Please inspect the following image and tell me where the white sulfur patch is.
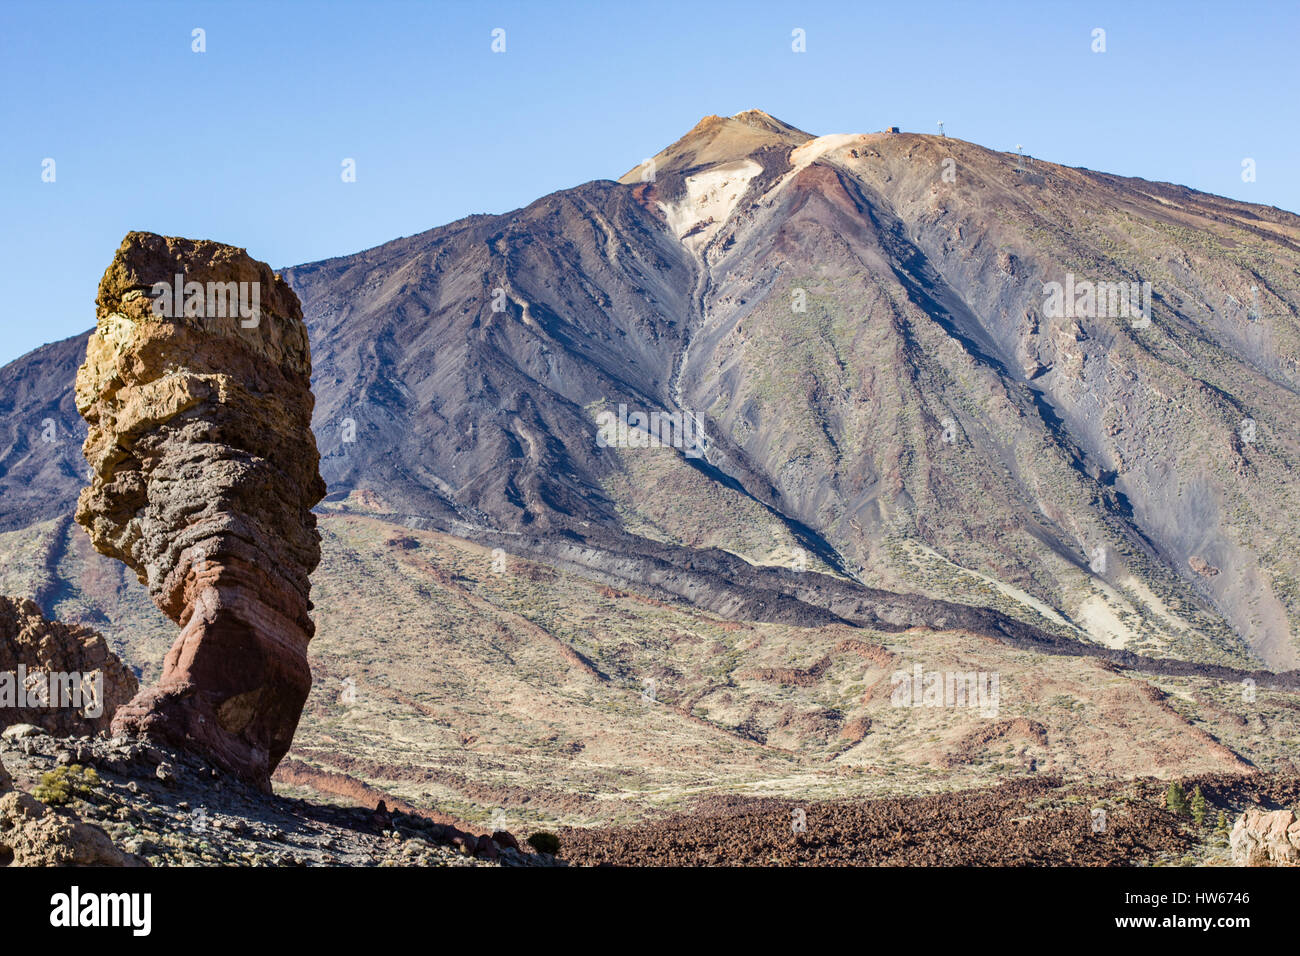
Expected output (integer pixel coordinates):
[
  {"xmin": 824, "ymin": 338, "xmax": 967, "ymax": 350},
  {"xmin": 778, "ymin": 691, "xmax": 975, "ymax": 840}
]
[
  {"xmin": 788, "ymin": 133, "xmax": 867, "ymax": 171},
  {"xmin": 659, "ymin": 159, "xmax": 762, "ymax": 252}
]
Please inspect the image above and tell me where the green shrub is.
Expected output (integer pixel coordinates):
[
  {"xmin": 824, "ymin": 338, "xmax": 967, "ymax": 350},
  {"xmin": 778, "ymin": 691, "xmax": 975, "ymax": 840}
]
[
  {"xmin": 34, "ymin": 764, "xmax": 101, "ymax": 806},
  {"xmin": 1165, "ymin": 781, "xmax": 1188, "ymax": 817},
  {"xmin": 527, "ymin": 831, "xmax": 560, "ymax": 855},
  {"xmin": 1190, "ymin": 786, "xmax": 1207, "ymax": 825}
]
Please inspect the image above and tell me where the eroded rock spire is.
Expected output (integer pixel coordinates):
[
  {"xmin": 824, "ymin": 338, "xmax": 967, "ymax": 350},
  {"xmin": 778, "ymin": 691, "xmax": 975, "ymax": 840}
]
[{"xmin": 75, "ymin": 232, "xmax": 326, "ymax": 789}]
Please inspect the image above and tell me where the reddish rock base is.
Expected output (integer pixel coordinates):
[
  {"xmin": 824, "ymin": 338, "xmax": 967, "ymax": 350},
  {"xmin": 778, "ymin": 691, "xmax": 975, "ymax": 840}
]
[{"xmin": 110, "ymin": 571, "xmax": 313, "ymax": 789}]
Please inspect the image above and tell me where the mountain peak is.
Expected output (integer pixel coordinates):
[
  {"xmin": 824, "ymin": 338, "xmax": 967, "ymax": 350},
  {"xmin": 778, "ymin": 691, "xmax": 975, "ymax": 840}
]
[
  {"xmin": 729, "ymin": 108, "xmax": 806, "ymax": 135},
  {"xmin": 619, "ymin": 109, "xmax": 813, "ymax": 184}
]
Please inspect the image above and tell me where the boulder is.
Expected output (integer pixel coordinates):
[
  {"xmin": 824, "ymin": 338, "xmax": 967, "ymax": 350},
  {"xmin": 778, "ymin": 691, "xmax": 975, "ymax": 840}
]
[
  {"xmin": 74, "ymin": 232, "xmax": 326, "ymax": 790},
  {"xmin": 450, "ymin": 831, "xmax": 476, "ymax": 856},
  {"xmin": 1, "ymin": 724, "xmax": 45, "ymax": 741},
  {"xmin": 1229, "ymin": 808, "xmax": 1300, "ymax": 866},
  {"xmin": 0, "ymin": 596, "xmax": 138, "ymax": 736}
]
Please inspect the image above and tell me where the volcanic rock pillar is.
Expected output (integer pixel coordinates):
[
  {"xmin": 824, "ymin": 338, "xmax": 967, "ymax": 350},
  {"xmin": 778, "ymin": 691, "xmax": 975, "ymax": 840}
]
[{"xmin": 75, "ymin": 232, "xmax": 326, "ymax": 790}]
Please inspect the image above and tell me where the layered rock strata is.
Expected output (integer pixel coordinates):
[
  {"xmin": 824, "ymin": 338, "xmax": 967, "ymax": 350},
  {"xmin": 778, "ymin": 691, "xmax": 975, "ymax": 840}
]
[{"xmin": 74, "ymin": 232, "xmax": 325, "ymax": 789}]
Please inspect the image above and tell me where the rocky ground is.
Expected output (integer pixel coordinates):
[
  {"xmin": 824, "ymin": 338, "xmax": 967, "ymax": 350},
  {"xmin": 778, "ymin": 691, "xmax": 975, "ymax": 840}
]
[
  {"xmin": 0, "ymin": 724, "xmax": 556, "ymax": 867},
  {"xmin": 5, "ymin": 720, "xmax": 1295, "ymax": 867},
  {"xmin": 559, "ymin": 772, "xmax": 1300, "ymax": 867},
  {"xmin": 8, "ymin": 517, "xmax": 1298, "ymax": 837}
]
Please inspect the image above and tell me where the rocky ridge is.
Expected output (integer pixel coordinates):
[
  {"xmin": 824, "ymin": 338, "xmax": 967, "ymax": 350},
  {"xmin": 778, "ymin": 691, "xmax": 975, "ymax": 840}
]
[{"xmin": 0, "ymin": 595, "xmax": 137, "ymax": 736}]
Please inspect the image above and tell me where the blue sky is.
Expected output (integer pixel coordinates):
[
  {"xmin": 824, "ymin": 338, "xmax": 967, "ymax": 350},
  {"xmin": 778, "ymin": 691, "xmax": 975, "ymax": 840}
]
[{"xmin": 2, "ymin": 0, "xmax": 1296, "ymax": 366}]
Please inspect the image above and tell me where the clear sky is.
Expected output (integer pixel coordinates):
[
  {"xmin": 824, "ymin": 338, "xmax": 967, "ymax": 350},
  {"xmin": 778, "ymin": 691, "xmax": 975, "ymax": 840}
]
[{"xmin": 2, "ymin": 0, "xmax": 1296, "ymax": 366}]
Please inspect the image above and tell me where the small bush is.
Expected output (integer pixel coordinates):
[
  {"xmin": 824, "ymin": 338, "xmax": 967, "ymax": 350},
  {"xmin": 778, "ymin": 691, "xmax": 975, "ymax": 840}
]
[
  {"xmin": 34, "ymin": 764, "xmax": 101, "ymax": 806},
  {"xmin": 527, "ymin": 832, "xmax": 560, "ymax": 855}
]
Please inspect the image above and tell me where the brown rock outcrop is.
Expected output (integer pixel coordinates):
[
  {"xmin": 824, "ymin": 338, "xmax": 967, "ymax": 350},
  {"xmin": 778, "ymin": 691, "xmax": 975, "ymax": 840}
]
[
  {"xmin": 1230, "ymin": 807, "xmax": 1300, "ymax": 866},
  {"xmin": 0, "ymin": 596, "xmax": 138, "ymax": 735},
  {"xmin": 74, "ymin": 232, "xmax": 326, "ymax": 790},
  {"xmin": 0, "ymin": 791, "xmax": 146, "ymax": 867}
]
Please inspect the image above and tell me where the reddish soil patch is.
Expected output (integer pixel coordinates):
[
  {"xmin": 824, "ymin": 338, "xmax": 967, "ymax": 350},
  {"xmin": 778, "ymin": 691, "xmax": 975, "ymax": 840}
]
[
  {"xmin": 941, "ymin": 718, "xmax": 1049, "ymax": 768},
  {"xmin": 742, "ymin": 656, "xmax": 831, "ymax": 686},
  {"xmin": 274, "ymin": 758, "xmax": 467, "ymax": 829}
]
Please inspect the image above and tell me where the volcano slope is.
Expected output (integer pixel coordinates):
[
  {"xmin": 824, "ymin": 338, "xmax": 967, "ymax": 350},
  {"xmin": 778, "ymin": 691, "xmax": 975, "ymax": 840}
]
[
  {"xmin": 1, "ymin": 111, "xmax": 1299, "ymax": 843},
  {"xmin": 284, "ymin": 109, "xmax": 1300, "ymax": 672}
]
